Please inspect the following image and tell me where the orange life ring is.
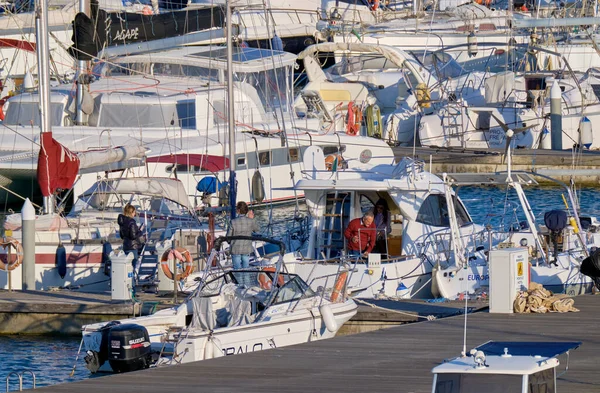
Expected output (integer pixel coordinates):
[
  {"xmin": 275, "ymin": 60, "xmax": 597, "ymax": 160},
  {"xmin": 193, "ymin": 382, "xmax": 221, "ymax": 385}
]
[
  {"xmin": 161, "ymin": 247, "xmax": 193, "ymax": 280},
  {"xmin": 346, "ymin": 101, "xmax": 362, "ymax": 136},
  {"xmin": 0, "ymin": 238, "xmax": 23, "ymax": 271},
  {"xmin": 369, "ymin": 0, "xmax": 379, "ymax": 10},
  {"xmin": 330, "ymin": 271, "xmax": 348, "ymax": 302},
  {"xmin": 257, "ymin": 267, "xmax": 285, "ymax": 290}
]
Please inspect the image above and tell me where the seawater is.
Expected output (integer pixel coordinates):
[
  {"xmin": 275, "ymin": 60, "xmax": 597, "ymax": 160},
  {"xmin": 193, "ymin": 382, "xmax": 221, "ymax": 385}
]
[{"xmin": 2, "ymin": 185, "xmax": 600, "ymax": 387}]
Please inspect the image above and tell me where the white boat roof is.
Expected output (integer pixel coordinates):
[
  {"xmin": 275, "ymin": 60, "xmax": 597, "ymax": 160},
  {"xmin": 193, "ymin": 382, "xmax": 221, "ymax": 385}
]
[
  {"xmin": 433, "ymin": 353, "xmax": 559, "ymax": 375},
  {"xmin": 433, "ymin": 341, "xmax": 580, "ymax": 376},
  {"xmin": 118, "ymin": 46, "xmax": 297, "ymax": 72}
]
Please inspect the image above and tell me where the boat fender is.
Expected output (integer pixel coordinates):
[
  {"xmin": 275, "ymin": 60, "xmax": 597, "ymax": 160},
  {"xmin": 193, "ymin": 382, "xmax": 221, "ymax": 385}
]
[
  {"xmin": 56, "ymin": 244, "xmax": 67, "ymax": 279},
  {"xmin": 369, "ymin": 0, "xmax": 379, "ymax": 11},
  {"xmin": 330, "ymin": 271, "xmax": 348, "ymax": 302},
  {"xmin": 319, "ymin": 304, "xmax": 338, "ymax": 333},
  {"xmin": 102, "ymin": 241, "xmax": 113, "ymax": 276},
  {"xmin": 204, "ymin": 337, "xmax": 214, "ymax": 360},
  {"xmin": 580, "ymin": 117, "xmax": 593, "ymax": 149},
  {"xmin": 252, "ymin": 170, "xmax": 265, "ymax": 203}
]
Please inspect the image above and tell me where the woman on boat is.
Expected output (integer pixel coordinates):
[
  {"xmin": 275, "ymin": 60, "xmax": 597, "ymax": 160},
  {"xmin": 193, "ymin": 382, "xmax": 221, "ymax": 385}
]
[
  {"xmin": 373, "ymin": 199, "xmax": 391, "ymax": 254},
  {"xmin": 118, "ymin": 204, "xmax": 146, "ymax": 267},
  {"xmin": 227, "ymin": 201, "xmax": 259, "ymax": 269}
]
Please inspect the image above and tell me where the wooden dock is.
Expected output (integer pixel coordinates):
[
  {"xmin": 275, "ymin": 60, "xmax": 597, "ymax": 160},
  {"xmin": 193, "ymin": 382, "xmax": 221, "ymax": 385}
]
[
  {"xmin": 0, "ymin": 289, "xmax": 487, "ymax": 335},
  {"xmin": 29, "ymin": 294, "xmax": 600, "ymax": 393},
  {"xmin": 393, "ymin": 146, "xmax": 600, "ymax": 186}
]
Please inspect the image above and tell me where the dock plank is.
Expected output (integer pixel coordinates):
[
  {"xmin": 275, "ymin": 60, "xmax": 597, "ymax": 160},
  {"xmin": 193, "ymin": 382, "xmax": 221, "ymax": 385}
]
[{"xmin": 31, "ymin": 294, "xmax": 600, "ymax": 393}]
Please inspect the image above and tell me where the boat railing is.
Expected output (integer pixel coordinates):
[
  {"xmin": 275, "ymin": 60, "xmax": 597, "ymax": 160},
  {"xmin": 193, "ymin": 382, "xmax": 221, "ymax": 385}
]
[{"xmin": 416, "ymin": 224, "xmax": 489, "ymax": 266}]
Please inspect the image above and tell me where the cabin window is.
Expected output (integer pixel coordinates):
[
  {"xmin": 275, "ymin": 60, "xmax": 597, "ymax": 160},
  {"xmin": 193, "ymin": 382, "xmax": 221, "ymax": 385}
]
[
  {"xmin": 166, "ymin": 164, "xmax": 201, "ymax": 173},
  {"xmin": 434, "ymin": 373, "xmax": 522, "ymax": 392},
  {"xmin": 99, "ymin": 103, "xmax": 179, "ymax": 128},
  {"xmin": 258, "ymin": 151, "xmax": 271, "ymax": 166},
  {"xmin": 288, "ymin": 148, "xmax": 299, "ymax": 162},
  {"xmin": 237, "ymin": 157, "xmax": 246, "ymax": 168},
  {"xmin": 323, "ymin": 145, "xmax": 346, "ymax": 155},
  {"xmin": 417, "ymin": 194, "xmax": 472, "ymax": 227},
  {"xmin": 4, "ymin": 102, "xmax": 64, "ymax": 126},
  {"xmin": 360, "ymin": 195, "xmax": 375, "ymax": 213},
  {"xmin": 176, "ymin": 101, "xmax": 196, "ymax": 128},
  {"xmin": 528, "ymin": 369, "xmax": 555, "ymax": 393},
  {"xmin": 213, "ymin": 100, "xmax": 227, "ymax": 125}
]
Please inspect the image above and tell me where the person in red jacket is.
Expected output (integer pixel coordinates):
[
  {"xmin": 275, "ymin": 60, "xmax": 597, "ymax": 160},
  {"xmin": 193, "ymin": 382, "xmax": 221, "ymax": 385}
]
[{"xmin": 344, "ymin": 210, "xmax": 376, "ymax": 257}]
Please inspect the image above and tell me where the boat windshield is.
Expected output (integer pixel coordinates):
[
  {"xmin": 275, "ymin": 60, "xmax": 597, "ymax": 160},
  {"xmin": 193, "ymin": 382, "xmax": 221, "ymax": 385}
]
[
  {"xmin": 3, "ymin": 102, "xmax": 65, "ymax": 126},
  {"xmin": 416, "ymin": 194, "xmax": 472, "ymax": 228},
  {"xmin": 417, "ymin": 51, "xmax": 468, "ymax": 80},
  {"xmin": 198, "ymin": 270, "xmax": 315, "ymax": 302}
]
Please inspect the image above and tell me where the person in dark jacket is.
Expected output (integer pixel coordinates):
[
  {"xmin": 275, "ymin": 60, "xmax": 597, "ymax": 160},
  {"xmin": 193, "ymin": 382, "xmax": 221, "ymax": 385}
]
[{"xmin": 118, "ymin": 204, "xmax": 145, "ymax": 267}]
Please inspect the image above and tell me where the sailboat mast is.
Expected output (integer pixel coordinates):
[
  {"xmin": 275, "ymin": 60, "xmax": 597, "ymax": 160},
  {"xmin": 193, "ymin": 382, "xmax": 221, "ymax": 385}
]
[
  {"xmin": 35, "ymin": 0, "xmax": 53, "ymax": 214},
  {"xmin": 75, "ymin": 0, "xmax": 91, "ymax": 125},
  {"xmin": 226, "ymin": 1, "xmax": 237, "ymax": 218}
]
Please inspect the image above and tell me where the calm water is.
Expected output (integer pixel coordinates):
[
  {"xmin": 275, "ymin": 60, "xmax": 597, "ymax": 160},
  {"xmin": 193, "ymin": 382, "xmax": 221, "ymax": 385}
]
[{"xmin": 2, "ymin": 185, "xmax": 600, "ymax": 387}]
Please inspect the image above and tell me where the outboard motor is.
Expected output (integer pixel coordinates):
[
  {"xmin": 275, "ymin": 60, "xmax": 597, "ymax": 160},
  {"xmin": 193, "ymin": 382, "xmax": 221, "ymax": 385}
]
[
  {"xmin": 581, "ymin": 249, "xmax": 600, "ymax": 291},
  {"xmin": 107, "ymin": 324, "xmax": 152, "ymax": 373},
  {"xmin": 84, "ymin": 320, "xmax": 121, "ymax": 373},
  {"xmin": 544, "ymin": 210, "xmax": 568, "ymax": 266}
]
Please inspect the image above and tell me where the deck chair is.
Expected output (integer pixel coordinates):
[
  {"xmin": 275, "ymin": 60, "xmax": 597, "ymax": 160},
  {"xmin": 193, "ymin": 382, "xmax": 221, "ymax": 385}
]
[{"xmin": 134, "ymin": 243, "xmax": 160, "ymax": 292}]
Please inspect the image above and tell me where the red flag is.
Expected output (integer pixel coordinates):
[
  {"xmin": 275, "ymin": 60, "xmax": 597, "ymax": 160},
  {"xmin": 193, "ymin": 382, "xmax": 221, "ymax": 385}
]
[{"xmin": 37, "ymin": 132, "xmax": 80, "ymax": 197}]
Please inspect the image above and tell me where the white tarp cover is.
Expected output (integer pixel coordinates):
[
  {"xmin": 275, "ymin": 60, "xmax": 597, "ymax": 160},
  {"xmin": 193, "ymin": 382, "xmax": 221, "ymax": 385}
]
[
  {"xmin": 191, "ymin": 296, "xmax": 216, "ymax": 330},
  {"xmin": 80, "ymin": 177, "xmax": 192, "ymax": 211}
]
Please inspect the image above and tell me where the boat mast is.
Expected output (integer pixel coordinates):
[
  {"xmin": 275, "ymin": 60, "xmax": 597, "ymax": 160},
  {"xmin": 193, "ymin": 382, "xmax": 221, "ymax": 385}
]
[
  {"xmin": 227, "ymin": 0, "xmax": 237, "ymax": 219},
  {"xmin": 75, "ymin": 0, "xmax": 91, "ymax": 125},
  {"xmin": 35, "ymin": 0, "xmax": 53, "ymax": 214}
]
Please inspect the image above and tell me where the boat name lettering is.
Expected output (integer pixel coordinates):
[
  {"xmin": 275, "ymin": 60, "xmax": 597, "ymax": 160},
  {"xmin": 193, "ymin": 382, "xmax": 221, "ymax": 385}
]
[
  {"xmin": 467, "ymin": 274, "xmax": 489, "ymax": 281},
  {"xmin": 222, "ymin": 343, "xmax": 263, "ymax": 356},
  {"xmin": 114, "ymin": 27, "xmax": 139, "ymax": 41}
]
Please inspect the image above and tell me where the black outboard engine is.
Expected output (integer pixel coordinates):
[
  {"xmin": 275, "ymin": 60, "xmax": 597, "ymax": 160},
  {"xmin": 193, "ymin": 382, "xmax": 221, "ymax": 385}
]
[
  {"xmin": 107, "ymin": 324, "xmax": 152, "ymax": 373},
  {"xmin": 544, "ymin": 210, "xmax": 568, "ymax": 266},
  {"xmin": 581, "ymin": 249, "xmax": 600, "ymax": 291}
]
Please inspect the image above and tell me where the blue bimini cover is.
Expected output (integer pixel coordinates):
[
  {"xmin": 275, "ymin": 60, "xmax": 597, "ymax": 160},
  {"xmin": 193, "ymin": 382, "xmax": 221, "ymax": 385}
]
[{"xmin": 475, "ymin": 341, "xmax": 581, "ymax": 358}]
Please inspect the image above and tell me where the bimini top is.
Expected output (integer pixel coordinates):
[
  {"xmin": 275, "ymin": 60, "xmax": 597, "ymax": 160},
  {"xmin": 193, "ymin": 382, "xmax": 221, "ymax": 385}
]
[
  {"xmin": 79, "ymin": 177, "xmax": 192, "ymax": 212},
  {"xmin": 119, "ymin": 46, "xmax": 297, "ymax": 73},
  {"xmin": 432, "ymin": 341, "xmax": 581, "ymax": 376}
]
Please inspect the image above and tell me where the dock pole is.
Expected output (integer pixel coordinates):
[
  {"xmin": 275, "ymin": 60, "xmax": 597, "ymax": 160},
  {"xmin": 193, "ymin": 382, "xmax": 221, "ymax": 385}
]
[
  {"xmin": 550, "ymin": 80, "xmax": 563, "ymax": 150},
  {"xmin": 21, "ymin": 198, "xmax": 35, "ymax": 290}
]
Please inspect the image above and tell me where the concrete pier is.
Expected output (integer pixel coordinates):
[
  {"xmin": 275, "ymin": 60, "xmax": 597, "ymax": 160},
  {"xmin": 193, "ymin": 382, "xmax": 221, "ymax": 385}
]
[{"xmin": 393, "ymin": 146, "xmax": 600, "ymax": 186}]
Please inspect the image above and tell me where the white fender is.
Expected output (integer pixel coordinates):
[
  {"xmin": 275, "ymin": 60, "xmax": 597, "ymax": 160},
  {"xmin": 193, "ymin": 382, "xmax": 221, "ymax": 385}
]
[
  {"xmin": 319, "ymin": 304, "xmax": 338, "ymax": 333},
  {"xmin": 204, "ymin": 337, "xmax": 214, "ymax": 360}
]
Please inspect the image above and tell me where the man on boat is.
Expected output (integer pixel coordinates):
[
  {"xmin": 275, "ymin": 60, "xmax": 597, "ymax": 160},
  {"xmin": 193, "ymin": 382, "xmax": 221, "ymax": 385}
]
[
  {"xmin": 227, "ymin": 201, "xmax": 259, "ymax": 269},
  {"xmin": 344, "ymin": 210, "xmax": 376, "ymax": 257}
]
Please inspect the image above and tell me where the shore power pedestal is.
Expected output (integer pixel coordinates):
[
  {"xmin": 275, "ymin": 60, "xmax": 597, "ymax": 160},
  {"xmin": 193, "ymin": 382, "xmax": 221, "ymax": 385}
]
[{"xmin": 489, "ymin": 248, "xmax": 529, "ymax": 313}]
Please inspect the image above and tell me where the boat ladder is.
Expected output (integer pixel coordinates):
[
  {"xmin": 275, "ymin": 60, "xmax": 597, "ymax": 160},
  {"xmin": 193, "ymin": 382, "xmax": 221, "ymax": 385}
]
[
  {"xmin": 442, "ymin": 105, "xmax": 465, "ymax": 144},
  {"xmin": 6, "ymin": 370, "xmax": 35, "ymax": 392}
]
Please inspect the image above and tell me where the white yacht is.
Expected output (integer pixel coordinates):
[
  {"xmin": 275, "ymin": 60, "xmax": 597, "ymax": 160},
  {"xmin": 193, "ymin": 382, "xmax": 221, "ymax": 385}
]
[{"xmin": 278, "ymin": 146, "xmax": 488, "ymax": 299}]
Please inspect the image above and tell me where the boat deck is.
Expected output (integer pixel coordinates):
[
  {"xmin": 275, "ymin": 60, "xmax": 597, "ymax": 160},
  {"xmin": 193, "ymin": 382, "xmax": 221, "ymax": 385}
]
[{"xmin": 28, "ymin": 294, "xmax": 600, "ymax": 393}]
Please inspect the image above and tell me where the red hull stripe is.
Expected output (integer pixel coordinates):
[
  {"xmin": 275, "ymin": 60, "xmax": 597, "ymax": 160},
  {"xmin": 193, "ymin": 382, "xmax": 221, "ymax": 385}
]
[{"xmin": 0, "ymin": 38, "xmax": 36, "ymax": 53}]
